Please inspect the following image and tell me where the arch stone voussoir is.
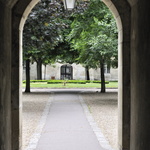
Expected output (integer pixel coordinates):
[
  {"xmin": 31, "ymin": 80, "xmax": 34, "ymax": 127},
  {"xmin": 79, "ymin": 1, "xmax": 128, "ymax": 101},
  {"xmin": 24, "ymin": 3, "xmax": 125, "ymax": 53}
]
[{"xmin": 102, "ymin": 1, "xmax": 131, "ymax": 150}]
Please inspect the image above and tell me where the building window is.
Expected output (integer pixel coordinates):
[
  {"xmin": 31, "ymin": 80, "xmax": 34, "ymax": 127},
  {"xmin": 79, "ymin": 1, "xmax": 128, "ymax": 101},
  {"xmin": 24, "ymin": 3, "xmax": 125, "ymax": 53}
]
[
  {"xmin": 104, "ymin": 64, "xmax": 110, "ymax": 73},
  {"xmin": 107, "ymin": 66, "xmax": 110, "ymax": 73},
  {"xmin": 60, "ymin": 65, "xmax": 73, "ymax": 80}
]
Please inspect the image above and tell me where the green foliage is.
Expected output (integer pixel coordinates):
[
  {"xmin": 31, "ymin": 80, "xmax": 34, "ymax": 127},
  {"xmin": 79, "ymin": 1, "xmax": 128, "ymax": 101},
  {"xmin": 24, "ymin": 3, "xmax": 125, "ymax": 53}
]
[
  {"xmin": 23, "ymin": 0, "xmax": 89, "ymax": 63},
  {"xmin": 47, "ymin": 80, "xmax": 86, "ymax": 84},
  {"xmin": 92, "ymin": 80, "xmax": 109, "ymax": 84},
  {"xmin": 23, "ymin": 0, "xmax": 67, "ymax": 63},
  {"xmin": 67, "ymin": 0, "xmax": 118, "ymax": 69},
  {"xmin": 23, "ymin": 0, "xmax": 118, "ymax": 68},
  {"xmin": 54, "ymin": 41, "xmax": 79, "ymax": 64},
  {"xmin": 47, "ymin": 80, "xmax": 63, "ymax": 84},
  {"xmin": 65, "ymin": 0, "xmax": 118, "ymax": 92},
  {"xmin": 23, "ymin": 79, "xmax": 109, "ymax": 84},
  {"xmin": 23, "ymin": 80, "xmax": 48, "ymax": 83}
]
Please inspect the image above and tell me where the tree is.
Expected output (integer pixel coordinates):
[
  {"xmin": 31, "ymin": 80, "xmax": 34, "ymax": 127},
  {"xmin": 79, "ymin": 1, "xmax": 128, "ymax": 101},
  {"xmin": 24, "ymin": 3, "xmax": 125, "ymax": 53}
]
[
  {"xmin": 67, "ymin": 0, "xmax": 118, "ymax": 92},
  {"xmin": 23, "ymin": 0, "xmax": 89, "ymax": 80},
  {"xmin": 23, "ymin": 0, "xmax": 69, "ymax": 80},
  {"xmin": 23, "ymin": 0, "xmax": 65, "ymax": 91}
]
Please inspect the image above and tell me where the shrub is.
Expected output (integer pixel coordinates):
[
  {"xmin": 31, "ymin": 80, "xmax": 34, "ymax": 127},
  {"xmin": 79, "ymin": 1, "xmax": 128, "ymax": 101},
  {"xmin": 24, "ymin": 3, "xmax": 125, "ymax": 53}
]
[
  {"xmin": 23, "ymin": 79, "xmax": 109, "ymax": 84},
  {"xmin": 47, "ymin": 80, "xmax": 64, "ymax": 84},
  {"xmin": 92, "ymin": 80, "xmax": 109, "ymax": 84},
  {"xmin": 23, "ymin": 80, "xmax": 48, "ymax": 83},
  {"xmin": 47, "ymin": 80, "xmax": 86, "ymax": 84}
]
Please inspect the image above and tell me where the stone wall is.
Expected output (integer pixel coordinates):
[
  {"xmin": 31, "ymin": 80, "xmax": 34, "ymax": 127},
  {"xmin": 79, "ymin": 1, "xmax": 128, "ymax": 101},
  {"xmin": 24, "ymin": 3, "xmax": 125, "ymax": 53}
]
[{"xmin": 23, "ymin": 62, "xmax": 118, "ymax": 81}]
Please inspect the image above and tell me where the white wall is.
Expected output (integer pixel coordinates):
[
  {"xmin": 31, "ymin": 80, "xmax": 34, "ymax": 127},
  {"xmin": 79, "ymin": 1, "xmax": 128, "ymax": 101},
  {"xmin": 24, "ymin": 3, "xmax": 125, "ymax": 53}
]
[{"xmin": 23, "ymin": 62, "xmax": 118, "ymax": 80}]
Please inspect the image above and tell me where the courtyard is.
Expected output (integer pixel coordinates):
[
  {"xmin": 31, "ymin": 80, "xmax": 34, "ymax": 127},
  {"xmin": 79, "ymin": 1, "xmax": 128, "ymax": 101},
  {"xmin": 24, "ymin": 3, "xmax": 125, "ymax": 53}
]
[{"xmin": 22, "ymin": 89, "xmax": 118, "ymax": 150}]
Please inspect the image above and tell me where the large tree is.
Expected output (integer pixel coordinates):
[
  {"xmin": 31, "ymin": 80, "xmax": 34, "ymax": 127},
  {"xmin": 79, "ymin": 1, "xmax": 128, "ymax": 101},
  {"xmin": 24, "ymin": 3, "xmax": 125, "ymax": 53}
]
[
  {"xmin": 23, "ymin": 0, "xmax": 69, "ymax": 80},
  {"xmin": 23, "ymin": 0, "xmax": 89, "ymax": 79},
  {"xmin": 23, "ymin": 0, "xmax": 89, "ymax": 92},
  {"xmin": 67, "ymin": 0, "xmax": 118, "ymax": 92}
]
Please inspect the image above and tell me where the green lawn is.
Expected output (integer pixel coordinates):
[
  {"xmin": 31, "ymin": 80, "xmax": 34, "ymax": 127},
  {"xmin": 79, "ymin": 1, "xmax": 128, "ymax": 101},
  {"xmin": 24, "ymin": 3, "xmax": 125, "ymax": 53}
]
[{"xmin": 22, "ymin": 81, "xmax": 118, "ymax": 88}]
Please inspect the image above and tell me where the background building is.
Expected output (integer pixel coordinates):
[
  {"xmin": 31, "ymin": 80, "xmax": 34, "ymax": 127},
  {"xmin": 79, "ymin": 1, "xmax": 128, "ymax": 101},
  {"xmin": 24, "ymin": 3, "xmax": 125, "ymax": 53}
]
[{"xmin": 23, "ymin": 62, "xmax": 118, "ymax": 81}]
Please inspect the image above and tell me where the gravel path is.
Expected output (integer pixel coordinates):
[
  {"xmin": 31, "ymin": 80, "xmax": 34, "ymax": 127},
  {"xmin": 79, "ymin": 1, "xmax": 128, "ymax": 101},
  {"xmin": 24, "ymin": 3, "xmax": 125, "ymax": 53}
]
[
  {"xmin": 22, "ymin": 93, "xmax": 50, "ymax": 150},
  {"xmin": 22, "ymin": 91, "xmax": 118, "ymax": 150},
  {"xmin": 81, "ymin": 92, "xmax": 118, "ymax": 150}
]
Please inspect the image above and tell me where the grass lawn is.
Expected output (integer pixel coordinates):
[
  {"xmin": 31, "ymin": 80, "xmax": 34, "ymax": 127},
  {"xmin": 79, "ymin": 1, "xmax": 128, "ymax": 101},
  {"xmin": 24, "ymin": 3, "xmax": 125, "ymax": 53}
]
[{"xmin": 22, "ymin": 81, "xmax": 118, "ymax": 88}]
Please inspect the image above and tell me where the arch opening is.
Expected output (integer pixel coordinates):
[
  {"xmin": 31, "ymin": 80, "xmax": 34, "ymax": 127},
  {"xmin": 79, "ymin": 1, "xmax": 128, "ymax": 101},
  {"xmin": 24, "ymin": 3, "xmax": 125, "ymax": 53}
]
[{"xmin": 14, "ymin": 0, "xmax": 130, "ymax": 149}]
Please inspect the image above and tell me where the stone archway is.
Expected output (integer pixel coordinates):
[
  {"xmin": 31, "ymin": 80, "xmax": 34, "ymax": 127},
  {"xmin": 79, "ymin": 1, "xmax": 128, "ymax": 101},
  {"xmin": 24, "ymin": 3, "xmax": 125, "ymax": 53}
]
[
  {"xmin": 102, "ymin": 2, "xmax": 131, "ymax": 149},
  {"xmin": 17, "ymin": 0, "xmax": 131, "ymax": 149},
  {"xmin": 0, "ymin": 0, "xmax": 131, "ymax": 149}
]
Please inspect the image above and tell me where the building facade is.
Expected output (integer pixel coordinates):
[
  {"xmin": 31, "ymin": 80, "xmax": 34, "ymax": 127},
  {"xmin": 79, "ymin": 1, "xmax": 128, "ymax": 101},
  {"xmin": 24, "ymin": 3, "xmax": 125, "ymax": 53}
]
[{"xmin": 23, "ymin": 62, "xmax": 118, "ymax": 81}]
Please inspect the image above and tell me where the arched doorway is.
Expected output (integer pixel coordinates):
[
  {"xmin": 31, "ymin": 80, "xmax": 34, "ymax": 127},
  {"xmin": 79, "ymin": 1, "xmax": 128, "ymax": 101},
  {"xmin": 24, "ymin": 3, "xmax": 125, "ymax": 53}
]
[
  {"xmin": 61, "ymin": 64, "xmax": 73, "ymax": 80},
  {"xmin": 8, "ymin": 0, "xmax": 131, "ymax": 149}
]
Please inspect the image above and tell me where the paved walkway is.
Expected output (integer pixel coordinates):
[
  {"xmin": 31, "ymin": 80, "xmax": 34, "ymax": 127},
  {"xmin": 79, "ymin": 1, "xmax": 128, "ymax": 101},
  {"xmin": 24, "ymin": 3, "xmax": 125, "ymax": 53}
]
[
  {"xmin": 26, "ymin": 91, "xmax": 115, "ymax": 150},
  {"xmin": 25, "ymin": 88, "xmax": 118, "ymax": 93}
]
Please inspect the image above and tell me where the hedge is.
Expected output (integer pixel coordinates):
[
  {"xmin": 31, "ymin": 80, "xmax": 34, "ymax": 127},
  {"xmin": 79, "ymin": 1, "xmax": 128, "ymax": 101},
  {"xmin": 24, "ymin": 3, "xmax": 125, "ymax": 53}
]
[
  {"xmin": 92, "ymin": 80, "xmax": 109, "ymax": 84},
  {"xmin": 23, "ymin": 80, "xmax": 109, "ymax": 84},
  {"xmin": 47, "ymin": 80, "xmax": 86, "ymax": 84},
  {"xmin": 23, "ymin": 80, "xmax": 48, "ymax": 83}
]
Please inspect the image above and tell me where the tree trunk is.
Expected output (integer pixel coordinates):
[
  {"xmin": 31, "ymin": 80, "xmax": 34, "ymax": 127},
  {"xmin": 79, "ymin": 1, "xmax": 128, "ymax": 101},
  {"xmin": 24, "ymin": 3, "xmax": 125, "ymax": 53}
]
[
  {"xmin": 100, "ymin": 60, "xmax": 106, "ymax": 93},
  {"xmin": 37, "ymin": 60, "xmax": 42, "ymax": 80},
  {"xmin": 25, "ymin": 59, "xmax": 30, "ymax": 92},
  {"xmin": 85, "ymin": 66, "xmax": 90, "ymax": 80}
]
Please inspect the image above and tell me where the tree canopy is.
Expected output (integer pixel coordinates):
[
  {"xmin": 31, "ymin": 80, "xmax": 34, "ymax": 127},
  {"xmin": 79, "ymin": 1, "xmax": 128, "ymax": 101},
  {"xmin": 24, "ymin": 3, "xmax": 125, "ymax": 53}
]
[
  {"xmin": 23, "ymin": 0, "xmax": 89, "ymax": 79},
  {"xmin": 67, "ymin": 0, "xmax": 118, "ymax": 92}
]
